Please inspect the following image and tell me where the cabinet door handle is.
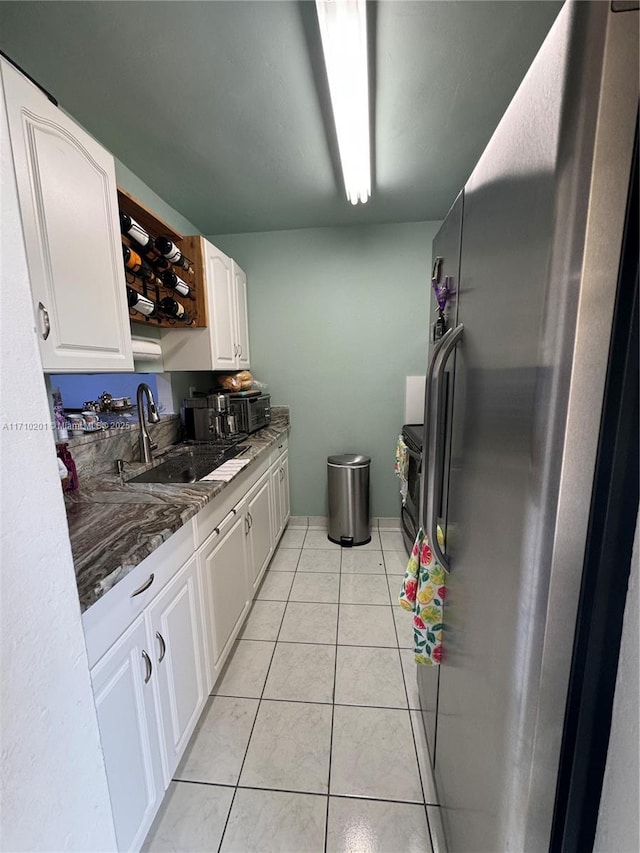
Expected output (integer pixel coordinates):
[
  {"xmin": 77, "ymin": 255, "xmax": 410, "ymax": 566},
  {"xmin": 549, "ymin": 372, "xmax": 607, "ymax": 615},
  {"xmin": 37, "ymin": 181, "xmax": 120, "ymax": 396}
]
[
  {"xmin": 244, "ymin": 515, "xmax": 250, "ymax": 535},
  {"xmin": 280, "ymin": 466, "xmax": 284, "ymax": 481},
  {"xmin": 38, "ymin": 302, "xmax": 50, "ymax": 341},
  {"xmin": 238, "ymin": 344, "xmax": 243, "ymax": 358},
  {"xmin": 142, "ymin": 650, "xmax": 152, "ymax": 684},
  {"xmin": 130, "ymin": 573, "xmax": 154, "ymax": 598},
  {"xmin": 234, "ymin": 344, "xmax": 239, "ymax": 357},
  {"xmin": 247, "ymin": 511, "xmax": 253, "ymax": 529},
  {"xmin": 156, "ymin": 631, "xmax": 166, "ymax": 663}
]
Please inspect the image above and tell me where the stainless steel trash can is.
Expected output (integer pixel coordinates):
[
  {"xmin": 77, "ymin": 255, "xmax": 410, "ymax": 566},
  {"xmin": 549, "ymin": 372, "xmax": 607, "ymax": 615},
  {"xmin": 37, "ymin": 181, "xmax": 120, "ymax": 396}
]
[{"xmin": 327, "ymin": 454, "xmax": 371, "ymax": 546}]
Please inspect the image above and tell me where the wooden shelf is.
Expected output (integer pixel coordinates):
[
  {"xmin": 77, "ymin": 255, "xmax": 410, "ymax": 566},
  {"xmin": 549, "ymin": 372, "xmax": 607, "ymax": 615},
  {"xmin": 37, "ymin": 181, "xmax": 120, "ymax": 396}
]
[{"xmin": 117, "ymin": 188, "xmax": 207, "ymax": 329}]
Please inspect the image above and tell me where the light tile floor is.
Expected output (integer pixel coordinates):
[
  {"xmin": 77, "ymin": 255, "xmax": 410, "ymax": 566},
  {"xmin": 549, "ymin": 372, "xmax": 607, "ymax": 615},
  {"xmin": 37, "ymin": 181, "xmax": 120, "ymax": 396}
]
[{"xmin": 143, "ymin": 522, "xmax": 440, "ymax": 853}]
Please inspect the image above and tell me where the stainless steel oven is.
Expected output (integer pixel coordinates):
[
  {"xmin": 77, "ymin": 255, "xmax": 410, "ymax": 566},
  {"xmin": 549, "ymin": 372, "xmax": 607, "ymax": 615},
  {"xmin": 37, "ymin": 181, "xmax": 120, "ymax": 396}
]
[{"xmin": 401, "ymin": 423, "xmax": 423, "ymax": 554}]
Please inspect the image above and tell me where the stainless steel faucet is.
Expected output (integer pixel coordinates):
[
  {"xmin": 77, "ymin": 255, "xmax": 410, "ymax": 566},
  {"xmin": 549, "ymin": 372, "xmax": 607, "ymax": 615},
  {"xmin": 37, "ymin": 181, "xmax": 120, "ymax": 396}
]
[{"xmin": 137, "ymin": 383, "xmax": 160, "ymax": 463}]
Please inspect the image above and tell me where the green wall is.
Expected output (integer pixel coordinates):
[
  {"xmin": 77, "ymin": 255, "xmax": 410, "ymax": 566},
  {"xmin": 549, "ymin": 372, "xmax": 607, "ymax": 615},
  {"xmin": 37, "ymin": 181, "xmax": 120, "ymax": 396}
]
[
  {"xmin": 115, "ymin": 159, "xmax": 201, "ymax": 236},
  {"xmin": 211, "ymin": 222, "xmax": 440, "ymax": 517}
]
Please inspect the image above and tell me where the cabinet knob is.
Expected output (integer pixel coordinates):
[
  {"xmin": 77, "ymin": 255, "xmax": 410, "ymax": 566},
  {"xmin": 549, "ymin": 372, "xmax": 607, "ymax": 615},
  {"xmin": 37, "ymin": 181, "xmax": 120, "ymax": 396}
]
[
  {"xmin": 38, "ymin": 302, "xmax": 50, "ymax": 341},
  {"xmin": 142, "ymin": 649, "xmax": 153, "ymax": 684}
]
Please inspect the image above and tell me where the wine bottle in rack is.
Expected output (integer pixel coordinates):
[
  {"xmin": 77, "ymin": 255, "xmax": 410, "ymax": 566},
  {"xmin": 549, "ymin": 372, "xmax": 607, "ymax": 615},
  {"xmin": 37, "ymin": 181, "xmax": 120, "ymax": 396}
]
[
  {"xmin": 122, "ymin": 245, "xmax": 157, "ymax": 282},
  {"xmin": 120, "ymin": 212, "xmax": 169, "ymax": 271},
  {"xmin": 160, "ymin": 296, "xmax": 191, "ymax": 323},
  {"xmin": 149, "ymin": 255, "xmax": 170, "ymax": 273},
  {"xmin": 161, "ymin": 270, "xmax": 192, "ymax": 298},
  {"xmin": 120, "ymin": 212, "xmax": 152, "ymax": 249},
  {"xmin": 127, "ymin": 286, "xmax": 158, "ymax": 318},
  {"xmin": 155, "ymin": 236, "xmax": 194, "ymax": 274}
]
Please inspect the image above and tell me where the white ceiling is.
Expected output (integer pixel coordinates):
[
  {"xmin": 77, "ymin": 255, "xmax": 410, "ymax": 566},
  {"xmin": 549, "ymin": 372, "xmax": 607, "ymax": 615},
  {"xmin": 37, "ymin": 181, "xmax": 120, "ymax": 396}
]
[{"xmin": 0, "ymin": 1, "xmax": 563, "ymax": 234}]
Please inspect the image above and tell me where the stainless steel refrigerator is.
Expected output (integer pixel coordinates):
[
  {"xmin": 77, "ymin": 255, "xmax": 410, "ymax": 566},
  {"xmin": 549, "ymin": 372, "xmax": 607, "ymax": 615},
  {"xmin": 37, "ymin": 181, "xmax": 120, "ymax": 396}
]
[{"xmin": 416, "ymin": 3, "xmax": 638, "ymax": 851}]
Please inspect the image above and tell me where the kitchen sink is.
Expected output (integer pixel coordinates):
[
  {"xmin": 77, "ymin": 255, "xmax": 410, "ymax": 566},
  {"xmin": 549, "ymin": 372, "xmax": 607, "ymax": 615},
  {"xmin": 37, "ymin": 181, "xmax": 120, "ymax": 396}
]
[{"xmin": 127, "ymin": 444, "xmax": 247, "ymax": 485}]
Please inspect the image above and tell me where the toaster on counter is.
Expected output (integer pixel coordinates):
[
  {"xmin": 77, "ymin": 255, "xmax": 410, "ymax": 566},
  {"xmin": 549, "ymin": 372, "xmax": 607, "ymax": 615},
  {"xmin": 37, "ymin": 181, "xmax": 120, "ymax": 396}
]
[{"xmin": 229, "ymin": 394, "xmax": 271, "ymax": 434}]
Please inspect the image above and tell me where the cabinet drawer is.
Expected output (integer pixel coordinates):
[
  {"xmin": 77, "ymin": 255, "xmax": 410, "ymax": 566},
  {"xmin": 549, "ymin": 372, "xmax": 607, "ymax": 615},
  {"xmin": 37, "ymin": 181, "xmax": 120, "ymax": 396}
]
[{"xmin": 83, "ymin": 519, "xmax": 196, "ymax": 668}]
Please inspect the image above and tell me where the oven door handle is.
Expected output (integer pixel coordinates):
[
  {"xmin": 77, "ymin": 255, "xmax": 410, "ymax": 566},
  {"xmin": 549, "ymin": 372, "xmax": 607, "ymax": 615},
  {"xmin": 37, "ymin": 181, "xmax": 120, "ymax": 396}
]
[
  {"xmin": 404, "ymin": 443, "xmax": 421, "ymax": 462},
  {"xmin": 404, "ymin": 443, "xmax": 422, "ymax": 476}
]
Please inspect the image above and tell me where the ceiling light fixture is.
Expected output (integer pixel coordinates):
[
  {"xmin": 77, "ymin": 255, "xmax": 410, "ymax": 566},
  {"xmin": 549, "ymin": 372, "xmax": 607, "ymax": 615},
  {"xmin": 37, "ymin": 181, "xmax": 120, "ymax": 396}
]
[{"xmin": 315, "ymin": 0, "xmax": 371, "ymax": 205}]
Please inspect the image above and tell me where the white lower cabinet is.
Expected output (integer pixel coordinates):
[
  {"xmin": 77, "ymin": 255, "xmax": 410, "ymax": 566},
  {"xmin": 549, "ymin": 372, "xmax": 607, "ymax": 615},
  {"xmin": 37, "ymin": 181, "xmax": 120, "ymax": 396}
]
[
  {"xmin": 91, "ymin": 615, "xmax": 164, "ymax": 853},
  {"xmin": 90, "ymin": 556, "xmax": 206, "ymax": 851},
  {"xmin": 246, "ymin": 473, "xmax": 274, "ymax": 594},
  {"xmin": 270, "ymin": 463, "xmax": 284, "ymax": 542},
  {"xmin": 148, "ymin": 555, "xmax": 206, "ymax": 782},
  {"xmin": 270, "ymin": 450, "xmax": 290, "ymax": 542},
  {"xmin": 86, "ymin": 435, "xmax": 290, "ymax": 850},
  {"xmin": 280, "ymin": 454, "xmax": 290, "ymax": 526},
  {"xmin": 198, "ymin": 507, "xmax": 251, "ymax": 692}
]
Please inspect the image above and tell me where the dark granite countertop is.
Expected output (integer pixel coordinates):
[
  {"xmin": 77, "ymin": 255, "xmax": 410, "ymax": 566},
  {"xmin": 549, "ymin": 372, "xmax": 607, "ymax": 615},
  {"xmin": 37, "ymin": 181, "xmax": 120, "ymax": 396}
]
[{"xmin": 67, "ymin": 412, "xmax": 290, "ymax": 614}]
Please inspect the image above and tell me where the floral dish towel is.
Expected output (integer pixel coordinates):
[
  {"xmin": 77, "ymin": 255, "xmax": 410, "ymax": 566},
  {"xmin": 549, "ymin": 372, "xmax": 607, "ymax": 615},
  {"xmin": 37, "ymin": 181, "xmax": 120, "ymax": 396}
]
[{"xmin": 399, "ymin": 527, "xmax": 446, "ymax": 665}]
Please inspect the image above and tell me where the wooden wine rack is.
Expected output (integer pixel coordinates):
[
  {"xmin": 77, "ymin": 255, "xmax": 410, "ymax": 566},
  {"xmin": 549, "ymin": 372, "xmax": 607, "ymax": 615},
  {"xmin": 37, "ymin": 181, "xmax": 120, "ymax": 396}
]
[{"xmin": 118, "ymin": 187, "xmax": 207, "ymax": 329}]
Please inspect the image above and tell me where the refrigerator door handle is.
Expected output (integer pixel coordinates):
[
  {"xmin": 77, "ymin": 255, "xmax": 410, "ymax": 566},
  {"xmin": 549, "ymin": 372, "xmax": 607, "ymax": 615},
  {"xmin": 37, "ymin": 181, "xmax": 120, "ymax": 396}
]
[
  {"xmin": 420, "ymin": 328, "xmax": 455, "ymax": 531},
  {"xmin": 426, "ymin": 323, "xmax": 464, "ymax": 572}
]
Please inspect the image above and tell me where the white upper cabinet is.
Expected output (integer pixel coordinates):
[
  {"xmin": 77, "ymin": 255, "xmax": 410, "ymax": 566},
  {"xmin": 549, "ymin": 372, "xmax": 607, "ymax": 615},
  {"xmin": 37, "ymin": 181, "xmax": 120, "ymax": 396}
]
[
  {"xmin": 161, "ymin": 238, "xmax": 250, "ymax": 372},
  {"xmin": 1, "ymin": 60, "xmax": 133, "ymax": 372},
  {"xmin": 234, "ymin": 262, "xmax": 251, "ymax": 369},
  {"xmin": 206, "ymin": 241, "xmax": 237, "ymax": 369}
]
